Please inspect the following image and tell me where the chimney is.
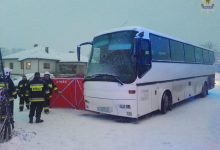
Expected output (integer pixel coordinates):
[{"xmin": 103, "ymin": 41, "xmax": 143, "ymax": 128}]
[
  {"xmin": 34, "ymin": 44, "xmax": 38, "ymax": 47},
  {"xmin": 45, "ymin": 47, "xmax": 49, "ymax": 53}
]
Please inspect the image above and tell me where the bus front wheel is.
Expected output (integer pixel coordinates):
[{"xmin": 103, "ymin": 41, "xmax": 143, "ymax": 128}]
[{"xmin": 161, "ymin": 92, "xmax": 170, "ymax": 114}]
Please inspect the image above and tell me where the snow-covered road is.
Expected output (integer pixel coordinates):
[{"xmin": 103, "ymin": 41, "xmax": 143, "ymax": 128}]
[{"xmin": 1, "ymin": 75, "xmax": 220, "ymax": 150}]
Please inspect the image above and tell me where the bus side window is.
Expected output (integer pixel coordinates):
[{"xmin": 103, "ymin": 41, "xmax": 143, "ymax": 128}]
[
  {"xmin": 195, "ymin": 47, "xmax": 203, "ymax": 63},
  {"xmin": 203, "ymin": 49, "xmax": 209, "ymax": 64},
  {"xmin": 209, "ymin": 51, "xmax": 215, "ymax": 65},
  {"xmin": 150, "ymin": 34, "xmax": 170, "ymax": 61},
  {"xmin": 137, "ymin": 39, "xmax": 151, "ymax": 78}
]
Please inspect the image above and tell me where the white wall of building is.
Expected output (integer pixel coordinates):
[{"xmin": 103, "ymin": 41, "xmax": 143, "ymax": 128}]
[
  {"xmin": 38, "ymin": 59, "xmax": 57, "ymax": 74},
  {"xmin": 57, "ymin": 62, "xmax": 87, "ymax": 75},
  {"xmin": 4, "ymin": 59, "xmax": 21, "ymax": 74},
  {"xmin": 4, "ymin": 59, "xmax": 57, "ymax": 75}
]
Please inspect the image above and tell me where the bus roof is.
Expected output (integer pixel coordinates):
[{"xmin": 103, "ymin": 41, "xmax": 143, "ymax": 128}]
[{"xmin": 94, "ymin": 26, "xmax": 213, "ymax": 52}]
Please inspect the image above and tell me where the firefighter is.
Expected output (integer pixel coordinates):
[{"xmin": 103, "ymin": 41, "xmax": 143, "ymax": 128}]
[
  {"xmin": 43, "ymin": 72, "xmax": 58, "ymax": 114},
  {"xmin": 27, "ymin": 72, "xmax": 49, "ymax": 123},
  {"xmin": 0, "ymin": 68, "xmax": 17, "ymax": 123},
  {"xmin": 17, "ymin": 75, "xmax": 30, "ymax": 111}
]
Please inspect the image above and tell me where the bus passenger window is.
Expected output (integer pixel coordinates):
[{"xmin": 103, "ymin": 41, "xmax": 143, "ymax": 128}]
[
  {"xmin": 203, "ymin": 50, "xmax": 209, "ymax": 64},
  {"xmin": 170, "ymin": 40, "xmax": 184, "ymax": 62},
  {"xmin": 184, "ymin": 44, "xmax": 195, "ymax": 63},
  {"xmin": 195, "ymin": 47, "xmax": 203, "ymax": 63},
  {"xmin": 209, "ymin": 51, "xmax": 215, "ymax": 65},
  {"xmin": 150, "ymin": 34, "xmax": 170, "ymax": 61}
]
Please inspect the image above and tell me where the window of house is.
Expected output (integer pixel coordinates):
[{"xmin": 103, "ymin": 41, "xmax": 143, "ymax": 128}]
[
  {"xmin": 150, "ymin": 34, "xmax": 170, "ymax": 61},
  {"xmin": 72, "ymin": 65, "xmax": 77, "ymax": 74},
  {"xmin": 21, "ymin": 62, "xmax": 24, "ymax": 69},
  {"xmin": 59, "ymin": 64, "xmax": 77, "ymax": 74},
  {"xmin": 44, "ymin": 63, "xmax": 50, "ymax": 69},
  {"xmin": 9, "ymin": 62, "xmax": 14, "ymax": 69},
  {"xmin": 170, "ymin": 40, "xmax": 184, "ymax": 62},
  {"xmin": 26, "ymin": 62, "xmax": 31, "ymax": 69},
  {"xmin": 184, "ymin": 44, "xmax": 195, "ymax": 63}
]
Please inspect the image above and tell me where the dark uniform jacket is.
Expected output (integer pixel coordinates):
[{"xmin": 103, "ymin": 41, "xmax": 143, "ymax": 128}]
[
  {"xmin": 17, "ymin": 80, "xmax": 29, "ymax": 97},
  {"xmin": 44, "ymin": 79, "xmax": 58, "ymax": 98},
  {"xmin": 0, "ymin": 77, "xmax": 17, "ymax": 100},
  {"xmin": 27, "ymin": 78, "xmax": 49, "ymax": 102}
]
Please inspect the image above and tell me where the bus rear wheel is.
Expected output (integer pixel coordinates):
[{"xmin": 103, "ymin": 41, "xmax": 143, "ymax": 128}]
[
  {"xmin": 161, "ymin": 92, "xmax": 170, "ymax": 114},
  {"xmin": 200, "ymin": 82, "xmax": 208, "ymax": 98}
]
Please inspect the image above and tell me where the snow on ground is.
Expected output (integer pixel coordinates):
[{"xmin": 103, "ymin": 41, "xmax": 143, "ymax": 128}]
[
  {"xmin": 215, "ymin": 73, "xmax": 220, "ymax": 86},
  {"xmin": 1, "ymin": 74, "xmax": 220, "ymax": 150}
]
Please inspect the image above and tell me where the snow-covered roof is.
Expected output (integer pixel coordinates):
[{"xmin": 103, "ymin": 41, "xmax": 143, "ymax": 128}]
[
  {"xmin": 3, "ymin": 46, "xmax": 88, "ymax": 62},
  {"xmin": 3, "ymin": 46, "xmax": 59, "ymax": 61}
]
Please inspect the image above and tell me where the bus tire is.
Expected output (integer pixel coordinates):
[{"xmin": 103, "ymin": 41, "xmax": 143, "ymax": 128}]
[
  {"xmin": 200, "ymin": 82, "xmax": 208, "ymax": 98},
  {"xmin": 168, "ymin": 98, "xmax": 173, "ymax": 111},
  {"xmin": 161, "ymin": 92, "xmax": 169, "ymax": 114},
  {"xmin": 167, "ymin": 91, "xmax": 173, "ymax": 111}
]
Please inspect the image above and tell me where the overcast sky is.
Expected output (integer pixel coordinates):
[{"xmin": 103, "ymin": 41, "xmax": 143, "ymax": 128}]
[{"xmin": 0, "ymin": 0, "xmax": 219, "ymax": 54}]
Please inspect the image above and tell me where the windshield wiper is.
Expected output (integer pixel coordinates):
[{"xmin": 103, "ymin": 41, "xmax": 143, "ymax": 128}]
[
  {"xmin": 84, "ymin": 75, "xmax": 97, "ymax": 80},
  {"xmin": 101, "ymin": 74, "xmax": 124, "ymax": 85},
  {"xmin": 85, "ymin": 74, "xmax": 124, "ymax": 85}
]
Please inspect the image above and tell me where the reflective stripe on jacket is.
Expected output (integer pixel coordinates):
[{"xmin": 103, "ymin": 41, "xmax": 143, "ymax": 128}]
[{"xmin": 30, "ymin": 98, "xmax": 45, "ymax": 102}]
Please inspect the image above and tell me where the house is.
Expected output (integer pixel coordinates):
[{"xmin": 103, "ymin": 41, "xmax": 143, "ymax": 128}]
[{"xmin": 3, "ymin": 45, "xmax": 88, "ymax": 76}]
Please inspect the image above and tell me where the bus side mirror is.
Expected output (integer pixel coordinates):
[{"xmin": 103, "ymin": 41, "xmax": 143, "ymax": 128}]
[
  {"xmin": 76, "ymin": 42, "xmax": 93, "ymax": 62},
  {"xmin": 133, "ymin": 37, "xmax": 141, "ymax": 56},
  {"xmin": 77, "ymin": 46, "xmax": 81, "ymax": 61}
]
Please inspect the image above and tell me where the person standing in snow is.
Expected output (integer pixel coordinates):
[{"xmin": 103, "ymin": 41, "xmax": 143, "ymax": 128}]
[
  {"xmin": 0, "ymin": 68, "xmax": 17, "ymax": 123},
  {"xmin": 17, "ymin": 75, "xmax": 30, "ymax": 111},
  {"xmin": 27, "ymin": 72, "xmax": 49, "ymax": 123},
  {"xmin": 43, "ymin": 72, "xmax": 58, "ymax": 114}
]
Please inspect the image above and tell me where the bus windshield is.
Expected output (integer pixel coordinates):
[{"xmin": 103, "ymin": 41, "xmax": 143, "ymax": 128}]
[{"xmin": 86, "ymin": 31, "xmax": 138, "ymax": 84}]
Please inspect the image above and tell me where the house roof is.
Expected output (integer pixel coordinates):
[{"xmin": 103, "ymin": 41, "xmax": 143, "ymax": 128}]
[{"xmin": 3, "ymin": 46, "xmax": 88, "ymax": 62}]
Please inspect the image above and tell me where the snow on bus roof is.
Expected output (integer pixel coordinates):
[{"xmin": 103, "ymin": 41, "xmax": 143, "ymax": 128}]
[{"xmin": 95, "ymin": 26, "xmax": 213, "ymax": 51}]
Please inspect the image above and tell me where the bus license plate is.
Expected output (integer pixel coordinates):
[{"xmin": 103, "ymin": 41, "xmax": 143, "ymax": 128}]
[{"xmin": 97, "ymin": 107, "xmax": 112, "ymax": 113}]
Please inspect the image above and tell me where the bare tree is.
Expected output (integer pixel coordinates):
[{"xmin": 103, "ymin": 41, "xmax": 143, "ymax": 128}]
[
  {"xmin": 201, "ymin": 41, "xmax": 220, "ymax": 64},
  {"xmin": 201, "ymin": 41, "xmax": 218, "ymax": 51}
]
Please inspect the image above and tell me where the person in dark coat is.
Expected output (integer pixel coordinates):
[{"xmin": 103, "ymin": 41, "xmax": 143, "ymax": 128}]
[
  {"xmin": 43, "ymin": 72, "xmax": 58, "ymax": 114},
  {"xmin": 17, "ymin": 75, "xmax": 30, "ymax": 111},
  {"xmin": 0, "ymin": 68, "xmax": 17, "ymax": 123},
  {"xmin": 27, "ymin": 72, "xmax": 49, "ymax": 123}
]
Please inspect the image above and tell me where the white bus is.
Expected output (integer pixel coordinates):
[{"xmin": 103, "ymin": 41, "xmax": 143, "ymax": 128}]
[{"xmin": 77, "ymin": 26, "xmax": 215, "ymax": 118}]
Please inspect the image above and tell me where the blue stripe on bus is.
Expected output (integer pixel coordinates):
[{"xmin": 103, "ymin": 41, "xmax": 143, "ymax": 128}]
[{"xmin": 136, "ymin": 74, "xmax": 215, "ymax": 86}]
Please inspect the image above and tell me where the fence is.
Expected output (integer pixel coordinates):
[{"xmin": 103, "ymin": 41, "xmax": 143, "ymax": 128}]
[{"xmin": 50, "ymin": 78, "xmax": 85, "ymax": 110}]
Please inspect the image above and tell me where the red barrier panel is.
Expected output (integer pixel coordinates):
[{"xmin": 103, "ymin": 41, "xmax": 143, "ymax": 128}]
[{"xmin": 50, "ymin": 78, "xmax": 85, "ymax": 110}]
